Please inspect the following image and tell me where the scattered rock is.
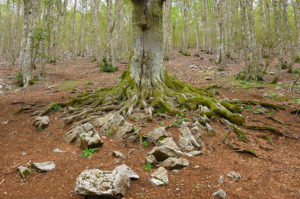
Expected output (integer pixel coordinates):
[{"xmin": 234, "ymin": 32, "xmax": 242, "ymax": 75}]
[
  {"xmin": 183, "ymin": 151, "xmax": 202, "ymax": 157},
  {"xmin": 194, "ymin": 165, "xmax": 200, "ymax": 169},
  {"xmin": 146, "ymin": 154, "xmax": 158, "ymax": 164},
  {"xmin": 206, "ymin": 123, "xmax": 215, "ymax": 133},
  {"xmin": 205, "ymin": 76, "xmax": 212, "ymax": 80},
  {"xmin": 145, "ymin": 127, "xmax": 170, "ymax": 143},
  {"xmin": 157, "ymin": 137, "xmax": 181, "ymax": 151},
  {"xmin": 21, "ymin": 152, "xmax": 27, "ymax": 156},
  {"xmin": 53, "ymin": 148, "xmax": 65, "ymax": 153},
  {"xmin": 150, "ymin": 167, "xmax": 169, "ymax": 186},
  {"xmin": 227, "ymin": 171, "xmax": 241, "ymax": 182},
  {"xmin": 33, "ymin": 116, "xmax": 50, "ymax": 129},
  {"xmin": 212, "ymin": 189, "xmax": 226, "ymax": 199},
  {"xmin": 158, "ymin": 157, "xmax": 189, "ymax": 170},
  {"xmin": 172, "ymin": 169, "xmax": 179, "ymax": 173},
  {"xmin": 178, "ymin": 122, "xmax": 200, "ymax": 152},
  {"xmin": 17, "ymin": 166, "xmax": 32, "ymax": 178},
  {"xmin": 0, "ymin": 120, "xmax": 8, "ymax": 125},
  {"xmin": 189, "ymin": 65, "xmax": 198, "ymax": 69},
  {"xmin": 91, "ymin": 113, "xmax": 115, "ymax": 127},
  {"xmin": 218, "ymin": 176, "xmax": 224, "ymax": 184},
  {"xmin": 74, "ymin": 168, "xmax": 131, "ymax": 198},
  {"xmin": 113, "ymin": 151, "xmax": 126, "ymax": 159},
  {"xmin": 32, "ymin": 161, "xmax": 55, "ymax": 172},
  {"xmin": 149, "ymin": 144, "xmax": 182, "ymax": 162},
  {"xmin": 114, "ymin": 164, "xmax": 139, "ymax": 180},
  {"xmin": 62, "ymin": 122, "xmax": 103, "ymax": 149},
  {"xmin": 269, "ymin": 71, "xmax": 276, "ymax": 75}
]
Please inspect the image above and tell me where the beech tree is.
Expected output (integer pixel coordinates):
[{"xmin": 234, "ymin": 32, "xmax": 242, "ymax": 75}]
[{"xmin": 43, "ymin": 0, "xmax": 245, "ymax": 128}]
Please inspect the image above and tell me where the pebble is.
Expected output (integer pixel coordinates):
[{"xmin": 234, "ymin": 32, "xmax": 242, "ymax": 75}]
[
  {"xmin": 172, "ymin": 169, "xmax": 179, "ymax": 173},
  {"xmin": 218, "ymin": 175, "xmax": 224, "ymax": 184},
  {"xmin": 53, "ymin": 148, "xmax": 65, "ymax": 153},
  {"xmin": 212, "ymin": 189, "xmax": 226, "ymax": 199},
  {"xmin": 194, "ymin": 165, "xmax": 200, "ymax": 169},
  {"xmin": 176, "ymin": 188, "xmax": 180, "ymax": 191},
  {"xmin": 21, "ymin": 152, "xmax": 27, "ymax": 156}
]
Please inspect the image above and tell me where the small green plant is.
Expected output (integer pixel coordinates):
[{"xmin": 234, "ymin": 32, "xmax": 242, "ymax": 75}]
[
  {"xmin": 52, "ymin": 104, "xmax": 62, "ymax": 112},
  {"xmin": 100, "ymin": 57, "xmax": 118, "ymax": 73},
  {"xmin": 14, "ymin": 71, "xmax": 24, "ymax": 87},
  {"xmin": 107, "ymin": 129, "xmax": 114, "ymax": 136},
  {"xmin": 80, "ymin": 147, "xmax": 99, "ymax": 157},
  {"xmin": 144, "ymin": 163, "xmax": 152, "ymax": 171},
  {"xmin": 292, "ymin": 69, "xmax": 299, "ymax": 74},
  {"xmin": 179, "ymin": 50, "xmax": 191, "ymax": 56},
  {"xmin": 141, "ymin": 140, "xmax": 148, "ymax": 147},
  {"xmin": 155, "ymin": 107, "xmax": 164, "ymax": 114}
]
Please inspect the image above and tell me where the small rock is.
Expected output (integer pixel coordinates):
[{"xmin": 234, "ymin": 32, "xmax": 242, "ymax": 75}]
[
  {"xmin": 114, "ymin": 164, "xmax": 139, "ymax": 180},
  {"xmin": 205, "ymin": 76, "xmax": 212, "ymax": 80},
  {"xmin": 227, "ymin": 171, "xmax": 241, "ymax": 182},
  {"xmin": 176, "ymin": 188, "xmax": 180, "ymax": 191},
  {"xmin": 149, "ymin": 145, "xmax": 182, "ymax": 162},
  {"xmin": 146, "ymin": 154, "xmax": 158, "ymax": 164},
  {"xmin": 32, "ymin": 161, "xmax": 55, "ymax": 171},
  {"xmin": 113, "ymin": 151, "xmax": 126, "ymax": 159},
  {"xmin": 218, "ymin": 176, "xmax": 224, "ymax": 184},
  {"xmin": 172, "ymin": 169, "xmax": 179, "ymax": 173},
  {"xmin": 0, "ymin": 120, "xmax": 8, "ymax": 125},
  {"xmin": 150, "ymin": 167, "xmax": 169, "ymax": 186},
  {"xmin": 158, "ymin": 157, "xmax": 189, "ymax": 170},
  {"xmin": 145, "ymin": 127, "xmax": 170, "ymax": 142},
  {"xmin": 33, "ymin": 116, "xmax": 50, "ymax": 129},
  {"xmin": 63, "ymin": 122, "xmax": 103, "ymax": 149},
  {"xmin": 53, "ymin": 148, "xmax": 65, "ymax": 153},
  {"xmin": 21, "ymin": 152, "xmax": 27, "ymax": 156},
  {"xmin": 269, "ymin": 71, "xmax": 276, "ymax": 75},
  {"xmin": 194, "ymin": 165, "xmax": 200, "ymax": 169},
  {"xmin": 212, "ymin": 189, "xmax": 226, "ymax": 199},
  {"xmin": 17, "ymin": 166, "xmax": 32, "ymax": 178}
]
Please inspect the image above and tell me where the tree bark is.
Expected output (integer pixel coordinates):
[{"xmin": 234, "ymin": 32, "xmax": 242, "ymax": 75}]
[
  {"xmin": 130, "ymin": 0, "xmax": 165, "ymax": 89},
  {"xmin": 163, "ymin": 0, "xmax": 172, "ymax": 58}
]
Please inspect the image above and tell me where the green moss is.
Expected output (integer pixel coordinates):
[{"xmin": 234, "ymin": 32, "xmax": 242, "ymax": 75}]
[
  {"xmin": 236, "ymin": 100, "xmax": 285, "ymax": 111},
  {"xmin": 246, "ymin": 125, "xmax": 284, "ymax": 136},
  {"xmin": 233, "ymin": 126, "xmax": 248, "ymax": 142},
  {"xmin": 221, "ymin": 101, "xmax": 242, "ymax": 113},
  {"xmin": 256, "ymin": 134, "xmax": 272, "ymax": 143},
  {"xmin": 237, "ymin": 148, "xmax": 257, "ymax": 157}
]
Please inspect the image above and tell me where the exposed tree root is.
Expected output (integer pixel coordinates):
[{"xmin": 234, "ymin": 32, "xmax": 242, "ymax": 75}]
[
  {"xmin": 245, "ymin": 125, "xmax": 298, "ymax": 140},
  {"xmin": 35, "ymin": 71, "xmax": 245, "ymax": 127},
  {"xmin": 233, "ymin": 100, "xmax": 285, "ymax": 111}
]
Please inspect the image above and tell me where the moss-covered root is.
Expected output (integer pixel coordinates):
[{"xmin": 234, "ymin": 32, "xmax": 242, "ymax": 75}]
[
  {"xmin": 37, "ymin": 71, "xmax": 246, "ymax": 127},
  {"xmin": 32, "ymin": 102, "xmax": 67, "ymax": 116},
  {"xmin": 236, "ymin": 100, "xmax": 285, "ymax": 111},
  {"xmin": 246, "ymin": 125, "xmax": 298, "ymax": 140},
  {"xmin": 221, "ymin": 119, "xmax": 248, "ymax": 142}
]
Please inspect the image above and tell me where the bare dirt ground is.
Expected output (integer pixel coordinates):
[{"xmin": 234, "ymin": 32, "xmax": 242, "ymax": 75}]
[{"xmin": 0, "ymin": 50, "xmax": 299, "ymax": 199}]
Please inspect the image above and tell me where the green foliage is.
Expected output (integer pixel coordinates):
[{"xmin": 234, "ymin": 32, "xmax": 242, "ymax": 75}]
[
  {"xmin": 14, "ymin": 71, "xmax": 23, "ymax": 87},
  {"xmin": 107, "ymin": 129, "xmax": 114, "ymax": 136},
  {"xmin": 52, "ymin": 104, "xmax": 62, "ymax": 112},
  {"xmin": 179, "ymin": 50, "xmax": 191, "ymax": 56},
  {"xmin": 100, "ymin": 57, "xmax": 118, "ymax": 73},
  {"xmin": 144, "ymin": 163, "xmax": 152, "ymax": 171},
  {"xmin": 141, "ymin": 140, "xmax": 148, "ymax": 147},
  {"xmin": 80, "ymin": 147, "xmax": 99, "ymax": 157}
]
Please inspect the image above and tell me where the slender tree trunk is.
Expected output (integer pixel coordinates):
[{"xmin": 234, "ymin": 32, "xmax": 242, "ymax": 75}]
[
  {"xmin": 291, "ymin": 0, "xmax": 300, "ymax": 60},
  {"xmin": 193, "ymin": 0, "xmax": 199, "ymax": 54},
  {"xmin": 181, "ymin": 0, "xmax": 189, "ymax": 52},
  {"xmin": 71, "ymin": 0, "xmax": 77, "ymax": 54},
  {"xmin": 214, "ymin": 0, "xmax": 225, "ymax": 69},
  {"xmin": 91, "ymin": 0, "xmax": 101, "ymax": 61},
  {"xmin": 272, "ymin": 0, "xmax": 283, "ymax": 83},
  {"xmin": 106, "ymin": 0, "xmax": 115, "ymax": 66},
  {"xmin": 163, "ymin": 0, "xmax": 172, "ymax": 59},
  {"xmin": 21, "ymin": 0, "xmax": 36, "ymax": 87}
]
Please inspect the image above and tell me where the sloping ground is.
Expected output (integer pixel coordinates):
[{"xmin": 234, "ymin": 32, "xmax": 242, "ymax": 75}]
[{"xmin": 0, "ymin": 50, "xmax": 299, "ymax": 199}]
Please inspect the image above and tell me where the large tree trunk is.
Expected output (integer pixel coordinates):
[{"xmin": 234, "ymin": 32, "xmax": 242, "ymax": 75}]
[{"xmin": 130, "ymin": 0, "xmax": 165, "ymax": 89}]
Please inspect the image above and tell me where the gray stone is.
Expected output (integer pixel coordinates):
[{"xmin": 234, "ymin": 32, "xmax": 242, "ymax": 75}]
[
  {"xmin": 178, "ymin": 123, "xmax": 200, "ymax": 152},
  {"xmin": 33, "ymin": 116, "xmax": 50, "ymax": 129},
  {"xmin": 212, "ymin": 189, "xmax": 226, "ymax": 199},
  {"xmin": 113, "ymin": 151, "xmax": 126, "ymax": 159},
  {"xmin": 150, "ymin": 167, "xmax": 169, "ymax": 186},
  {"xmin": 205, "ymin": 76, "xmax": 212, "ymax": 80},
  {"xmin": 17, "ymin": 166, "xmax": 31, "ymax": 178},
  {"xmin": 32, "ymin": 161, "xmax": 55, "ymax": 171},
  {"xmin": 149, "ymin": 145, "xmax": 182, "ymax": 162},
  {"xmin": 158, "ymin": 157, "xmax": 189, "ymax": 170},
  {"xmin": 218, "ymin": 176, "xmax": 224, "ymax": 184},
  {"xmin": 74, "ymin": 169, "xmax": 130, "ymax": 198},
  {"xmin": 145, "ymin": 127, "xmax": 170, "ymax": 142},
  {"xmin": 114, "ymin": 164, "xmax": 139, "ymax": 180},
  {"xmin": 194, "ymin": 165, "xmax": 200, "ymax": 169},
  {"xmin": 227, "ymin": 171, "xmax": 241, "ymax": 182},
  {"xmin": 158, "ymin": 137, "xmax": 180, "ymax": 151},
  {"xmin": 62, "ymin": 123, "xmax": 103, "ymax": 149},
  {"xmin": 92, "ymin": 113, "xmax": 114, "ymax": 127},
  {"xmin": 146, "ymin": 154, "xmax": 158, "ymax": 164},
  {"xmin": 53, "ymin": 148, "xmax": 65, "ymax": 153}
]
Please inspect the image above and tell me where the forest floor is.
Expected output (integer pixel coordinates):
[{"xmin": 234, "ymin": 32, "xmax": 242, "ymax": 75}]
[{"xmin": 0, "ymin": 49, "xmax": 299, "ymax": 199}]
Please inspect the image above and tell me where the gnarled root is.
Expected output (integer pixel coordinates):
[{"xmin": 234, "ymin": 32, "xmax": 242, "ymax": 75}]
[{"xmin": 36, "ymin": 71, "xmax": 245, "ymax": 127}]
